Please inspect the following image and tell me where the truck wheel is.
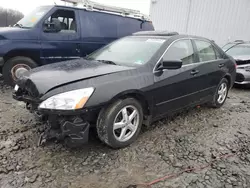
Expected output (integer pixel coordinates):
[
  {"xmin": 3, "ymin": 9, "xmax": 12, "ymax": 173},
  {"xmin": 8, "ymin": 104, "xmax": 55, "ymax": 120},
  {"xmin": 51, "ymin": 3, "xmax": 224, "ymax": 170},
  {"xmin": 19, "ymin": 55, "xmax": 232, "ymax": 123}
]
[
  {"xmin": 3, "ymin": 56, "xmax": 37, "ymax": 86},
  {"xmin": 209, "ymin": 78, "xmax": 229, "ymax": 108},
  {"xmin": 97, "ymin": 98, "xmax": 143, "ymax": 149}
]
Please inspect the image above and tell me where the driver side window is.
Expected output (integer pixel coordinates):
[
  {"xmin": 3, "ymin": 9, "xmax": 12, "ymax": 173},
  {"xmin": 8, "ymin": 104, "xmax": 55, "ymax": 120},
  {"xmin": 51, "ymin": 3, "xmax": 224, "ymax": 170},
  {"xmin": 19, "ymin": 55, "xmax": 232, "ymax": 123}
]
[
  {"xmin": 44, "ymin": 9, "xmax": 77, "ymax": 33},
  {"xmin": 163, "ymin": 39, "xmax": 196, "ymax": 65}
]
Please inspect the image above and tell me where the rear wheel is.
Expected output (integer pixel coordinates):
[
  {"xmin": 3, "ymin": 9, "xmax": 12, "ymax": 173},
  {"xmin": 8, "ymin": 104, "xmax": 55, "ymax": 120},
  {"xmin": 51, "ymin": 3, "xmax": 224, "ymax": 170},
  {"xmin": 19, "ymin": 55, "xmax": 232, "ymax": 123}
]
[
  {"xmin": 209, "ymin": 78, "xmax": 229, "ymax": 108},
  {"xmin": 3, "ymin": 56, "xmax": 37, "ymax": 86},
  {"xmin": 97, "ymin": 98, "xmax": 143, "ymax": 149}
]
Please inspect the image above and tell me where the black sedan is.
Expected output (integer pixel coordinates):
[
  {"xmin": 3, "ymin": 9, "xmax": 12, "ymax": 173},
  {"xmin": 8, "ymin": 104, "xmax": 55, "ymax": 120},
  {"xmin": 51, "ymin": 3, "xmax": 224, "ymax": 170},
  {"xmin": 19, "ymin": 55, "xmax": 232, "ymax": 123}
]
[
  {"xmin": 223, "ymin": 41, "xmax": 250, "ymax": 85},
  {"xmin": 13, "ymin": 31, "xmax": 236, "ymax": 148}
]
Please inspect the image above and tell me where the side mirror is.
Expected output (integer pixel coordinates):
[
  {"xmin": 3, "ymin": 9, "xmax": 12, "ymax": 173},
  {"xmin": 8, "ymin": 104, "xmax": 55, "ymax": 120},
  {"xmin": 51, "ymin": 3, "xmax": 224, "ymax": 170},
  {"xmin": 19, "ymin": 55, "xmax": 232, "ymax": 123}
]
[
  {"xmin": 158, "ymin": 60, "xmax": 183, "ymax": 70},
  {"xmin": 44, "ymin": 18, "xmax": 62, "ymax": 33}
]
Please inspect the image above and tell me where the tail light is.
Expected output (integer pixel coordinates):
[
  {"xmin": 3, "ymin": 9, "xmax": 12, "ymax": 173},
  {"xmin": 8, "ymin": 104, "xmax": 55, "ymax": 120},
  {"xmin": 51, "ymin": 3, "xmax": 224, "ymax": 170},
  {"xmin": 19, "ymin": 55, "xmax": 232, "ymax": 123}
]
[{"xmin": 233, "ymin": 60, "xmax": 237, "ymax": 68}]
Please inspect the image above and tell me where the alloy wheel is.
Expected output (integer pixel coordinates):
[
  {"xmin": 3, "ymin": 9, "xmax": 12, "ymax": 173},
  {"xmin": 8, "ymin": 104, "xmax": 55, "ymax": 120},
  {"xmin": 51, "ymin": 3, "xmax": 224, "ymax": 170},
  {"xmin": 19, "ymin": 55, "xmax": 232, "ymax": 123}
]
[
  {"xmin": 217, "ymin": 82, "xmax": 228, "ymax": 104},
  {"xmin": 113, "ymin": 105, "xmax": 140, "ymax": 142}
]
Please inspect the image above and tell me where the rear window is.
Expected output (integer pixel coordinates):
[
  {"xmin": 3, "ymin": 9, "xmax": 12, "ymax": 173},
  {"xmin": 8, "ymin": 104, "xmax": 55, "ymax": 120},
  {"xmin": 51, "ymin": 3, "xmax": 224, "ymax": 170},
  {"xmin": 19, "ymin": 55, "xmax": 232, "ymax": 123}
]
[{"xmin": 194, "ymin": 40, "xmax": 217, "ymax": 62}]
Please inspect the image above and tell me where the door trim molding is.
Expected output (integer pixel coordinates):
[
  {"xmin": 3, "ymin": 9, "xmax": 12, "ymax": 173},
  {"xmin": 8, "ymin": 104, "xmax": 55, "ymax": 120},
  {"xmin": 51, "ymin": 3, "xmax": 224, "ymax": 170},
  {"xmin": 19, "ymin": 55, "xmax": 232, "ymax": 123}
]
[{"xmin": 155, "ymin": 86, "xmax": 216, "ymax": 106}]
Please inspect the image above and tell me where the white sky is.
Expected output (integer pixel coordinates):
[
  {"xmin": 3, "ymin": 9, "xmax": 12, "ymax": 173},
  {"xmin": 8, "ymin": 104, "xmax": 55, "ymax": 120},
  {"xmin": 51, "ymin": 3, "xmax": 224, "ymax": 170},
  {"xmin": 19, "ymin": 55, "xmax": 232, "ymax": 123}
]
[{"xmin": 1, "ymin": 0, "xmax": 151, "ymax": 15}]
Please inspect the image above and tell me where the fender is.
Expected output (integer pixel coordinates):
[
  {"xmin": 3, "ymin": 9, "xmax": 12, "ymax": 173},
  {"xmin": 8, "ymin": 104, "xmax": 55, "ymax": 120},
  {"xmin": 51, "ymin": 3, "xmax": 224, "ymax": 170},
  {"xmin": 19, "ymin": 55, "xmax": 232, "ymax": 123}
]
[
  {"xmin": 109, "ymin": 89, "xmax": 154, "ymax": 116},
  {"xmin": 3, "ymin": 48, "xmax": 41, "ymax": 66},
  {"xmin": 224, "ymin": 73, "xmax": 233, "ymax": 88}
]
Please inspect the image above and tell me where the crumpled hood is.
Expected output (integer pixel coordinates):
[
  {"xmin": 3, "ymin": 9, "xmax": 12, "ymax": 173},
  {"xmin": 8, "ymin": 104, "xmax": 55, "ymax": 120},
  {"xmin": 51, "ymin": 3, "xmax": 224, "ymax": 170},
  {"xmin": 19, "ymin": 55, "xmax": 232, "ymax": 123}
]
[
  {"xmin": 0, "ymin": 27, "xmax": 38, "ymax": 40},
  {"xmin": 232, "ymin": 55, "xmax": 250, "ymax": 61},
  {"xmin": 232, "ymin": 55, "xmax": 250, "ymax": 67},
  {"xmin": 18, "ymin": 59, "xmax": 134, "ymax": 96}
]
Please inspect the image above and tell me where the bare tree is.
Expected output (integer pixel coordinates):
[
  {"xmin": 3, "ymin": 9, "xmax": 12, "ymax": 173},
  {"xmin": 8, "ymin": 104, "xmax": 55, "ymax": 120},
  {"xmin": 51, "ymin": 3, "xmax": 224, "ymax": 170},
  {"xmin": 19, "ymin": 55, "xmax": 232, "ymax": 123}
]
[{"xmin": 0, "ymin": 7, "xmax": 24, "ymax": 27}]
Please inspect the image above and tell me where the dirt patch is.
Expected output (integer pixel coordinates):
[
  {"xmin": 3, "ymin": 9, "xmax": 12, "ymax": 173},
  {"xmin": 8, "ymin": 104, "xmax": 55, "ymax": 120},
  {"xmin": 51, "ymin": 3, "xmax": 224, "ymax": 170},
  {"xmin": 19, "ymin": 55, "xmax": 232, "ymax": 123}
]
[{"xmin": 1, "ymin": 79, "xmax": 250, "ymax": 188}]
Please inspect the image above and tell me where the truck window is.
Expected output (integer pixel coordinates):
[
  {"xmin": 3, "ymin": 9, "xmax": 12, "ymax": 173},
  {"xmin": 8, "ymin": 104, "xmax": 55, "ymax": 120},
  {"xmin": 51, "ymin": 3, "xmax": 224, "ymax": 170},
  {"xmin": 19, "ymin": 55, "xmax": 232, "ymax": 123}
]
[
  {"xmin": 17, "ymin": 6, "xmax": 52, "ymax": 28},
  {"xmin": 45, "ymin": 9, "xmax": 77, "ymax": 33}
]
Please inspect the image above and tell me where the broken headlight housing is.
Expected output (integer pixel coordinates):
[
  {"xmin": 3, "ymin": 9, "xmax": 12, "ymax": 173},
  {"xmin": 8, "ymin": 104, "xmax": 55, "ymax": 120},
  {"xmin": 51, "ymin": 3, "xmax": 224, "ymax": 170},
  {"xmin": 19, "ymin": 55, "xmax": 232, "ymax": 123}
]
[
  {"xmin": 39, "ymin": 87, "xmax": 94, "ymax": 110},
  {"xmin": 245, "ymin": 66, "xmax": 250, "ymax": 71}
]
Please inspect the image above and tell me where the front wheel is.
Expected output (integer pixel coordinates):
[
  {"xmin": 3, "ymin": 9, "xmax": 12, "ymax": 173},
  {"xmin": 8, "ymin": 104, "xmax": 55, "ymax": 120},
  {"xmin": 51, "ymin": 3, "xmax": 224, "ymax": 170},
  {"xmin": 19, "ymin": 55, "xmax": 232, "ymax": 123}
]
[
  {"xmin": 2, "ymin": 56, "xmax": 37, "ymax": 86},
  {"xmin": 209, "ymin": 78, "xmax": 229, "ymax": 108},
  {"xmin": 97, "ymin": 98, "xmax": 143, "ymax": 149}
]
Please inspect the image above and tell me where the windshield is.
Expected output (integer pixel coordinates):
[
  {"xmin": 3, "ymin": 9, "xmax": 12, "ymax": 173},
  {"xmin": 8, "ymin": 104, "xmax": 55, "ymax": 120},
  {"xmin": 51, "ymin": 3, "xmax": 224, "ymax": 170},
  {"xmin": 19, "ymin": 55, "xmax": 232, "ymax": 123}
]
[
  {"xmin": 222, "ymin": 43, "xmax": 236, "ymax": 51},
  {"xmin": 87, "ymin": 37, "xmax": 166, "ymax": 67},
  {"xmin": 226, "ymin": 44, "xmax": 250, "ymax": 56},
  {"xmin": 16, "ymin": 6, "xmax": 52, "ymax": 28}
]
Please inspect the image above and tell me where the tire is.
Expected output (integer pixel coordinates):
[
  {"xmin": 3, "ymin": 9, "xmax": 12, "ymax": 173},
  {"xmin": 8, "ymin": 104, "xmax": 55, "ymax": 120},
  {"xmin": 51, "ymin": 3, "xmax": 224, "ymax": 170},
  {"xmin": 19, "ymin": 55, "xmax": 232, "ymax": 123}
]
[
  {"xmin": 209, "ymin": 78, "xmax": 229, "ymax": 108},
  {"xmin": 3, "ymin": 56, "xmax": 37, "ymax": 86},
  {"xmin": 97, "ymin": 98, "xmax": 143, "ymax": 149}
]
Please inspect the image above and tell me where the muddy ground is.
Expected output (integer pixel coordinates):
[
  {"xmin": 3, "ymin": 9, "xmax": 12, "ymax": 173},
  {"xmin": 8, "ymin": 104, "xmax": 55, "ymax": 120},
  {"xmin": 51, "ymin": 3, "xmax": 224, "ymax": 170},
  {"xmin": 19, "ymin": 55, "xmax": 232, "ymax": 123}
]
[{"xmin": 0, "ymin": 78, "xmax": 250, "ymax": 188}]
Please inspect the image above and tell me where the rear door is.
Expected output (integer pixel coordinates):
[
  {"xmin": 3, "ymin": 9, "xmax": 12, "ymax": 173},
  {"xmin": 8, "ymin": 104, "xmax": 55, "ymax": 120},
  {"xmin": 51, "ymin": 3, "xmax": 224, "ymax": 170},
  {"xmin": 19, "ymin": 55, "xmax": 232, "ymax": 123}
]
[
  {"xmin": 192, "ymin": 39, "xmax": 226, "ymax": 99},
  {"xmin": 153, "ymin": 39, "xmax": 205, "ymax": 117},
  {"xmin": 40, "ymin": 8, "xmax": 81, "ymax": 64}
]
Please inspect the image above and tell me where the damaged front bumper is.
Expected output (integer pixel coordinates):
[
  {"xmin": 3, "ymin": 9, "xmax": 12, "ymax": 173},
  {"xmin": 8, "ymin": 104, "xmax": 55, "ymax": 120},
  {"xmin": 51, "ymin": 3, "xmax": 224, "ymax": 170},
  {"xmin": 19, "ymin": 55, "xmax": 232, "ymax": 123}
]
[
  {"xmin": 13, "ymin": 91, "xmax": 94, "ymax": 147},
  {"xmin": 235, "ymin": 68, "xmax": 250, "ymax": 85},
  {"xmin": 38, "ymin": 115, "xmax": 90, "ymax": 147}
]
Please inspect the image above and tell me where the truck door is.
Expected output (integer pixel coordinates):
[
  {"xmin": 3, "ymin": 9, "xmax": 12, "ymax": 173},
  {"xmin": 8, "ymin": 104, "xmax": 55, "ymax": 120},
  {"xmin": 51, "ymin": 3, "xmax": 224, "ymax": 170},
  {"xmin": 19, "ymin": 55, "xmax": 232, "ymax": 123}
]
[{"xmin": 40, "ymin": 8, "xmax": 81, "ymax": 64}]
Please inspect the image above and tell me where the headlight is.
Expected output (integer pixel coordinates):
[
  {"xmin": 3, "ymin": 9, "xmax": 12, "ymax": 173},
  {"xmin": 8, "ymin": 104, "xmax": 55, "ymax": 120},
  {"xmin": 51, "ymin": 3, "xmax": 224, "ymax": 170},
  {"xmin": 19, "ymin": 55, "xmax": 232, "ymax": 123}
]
[
  {"xmin": 245, "ymin": 66, "xmax": 250, "ymax": 71},
  {"xmin": 39, "ymin": 87, "xmax": 94, "ymax": 110},
  {"xmin": 14, "ymin": 85, "xmax": 19, "ymax": 92}
]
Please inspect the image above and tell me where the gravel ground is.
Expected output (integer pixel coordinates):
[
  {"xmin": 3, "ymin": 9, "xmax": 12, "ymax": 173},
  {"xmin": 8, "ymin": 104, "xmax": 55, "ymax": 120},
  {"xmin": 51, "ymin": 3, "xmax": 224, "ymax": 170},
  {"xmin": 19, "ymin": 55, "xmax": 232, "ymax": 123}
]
[{"xmin": 0, "ymin": 77, "xmax": 250, "ymax": 188}]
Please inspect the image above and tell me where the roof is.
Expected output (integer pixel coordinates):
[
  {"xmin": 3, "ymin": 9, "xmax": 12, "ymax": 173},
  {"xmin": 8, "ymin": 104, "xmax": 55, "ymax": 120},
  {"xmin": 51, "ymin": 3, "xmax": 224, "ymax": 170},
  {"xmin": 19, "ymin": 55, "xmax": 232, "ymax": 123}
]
[
  {"xmin": 234, "ymin": 43, "xmax": 250, "ymax": 47},
  {"xmin": 224, "ymin": 41, "xmax": 250, "ymax": 49},
  {"xmin": 133, "ymin": 31, "xmax": 179, "ymax": 37},
  {"xmin": 132, "ymin": 31, "xmax": 212, "ymax": 41},
  {"xmin": 227, "ymin": 40, "xmax": 250, "ymax": 44}
]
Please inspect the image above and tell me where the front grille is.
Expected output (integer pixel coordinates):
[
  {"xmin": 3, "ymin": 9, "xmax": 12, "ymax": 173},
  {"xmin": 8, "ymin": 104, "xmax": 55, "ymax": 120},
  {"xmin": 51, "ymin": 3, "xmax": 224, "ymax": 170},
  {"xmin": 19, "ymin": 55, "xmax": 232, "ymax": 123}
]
[
  {"xmin": 236, "ymin": 73, "xmax": 245, "ymax": 82},
  {"xmin": 236, "ymin": 60, "xmax": 250, "ymax": 65}
]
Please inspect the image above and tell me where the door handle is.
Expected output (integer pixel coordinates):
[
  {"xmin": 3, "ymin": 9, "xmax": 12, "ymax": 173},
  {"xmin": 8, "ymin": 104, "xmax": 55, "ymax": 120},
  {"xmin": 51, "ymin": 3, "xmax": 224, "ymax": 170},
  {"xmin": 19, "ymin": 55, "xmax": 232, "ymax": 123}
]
[
  {"xmin": 219, "ymin": 63, "xmax": 225, "ymax": 68},
  {"xmin": 76, "ymin": 44, "xmax": 81, "ymax": 53},
  {"xmin": 190, "ymin": 70, "xmax": 199, "ymax": 75}
]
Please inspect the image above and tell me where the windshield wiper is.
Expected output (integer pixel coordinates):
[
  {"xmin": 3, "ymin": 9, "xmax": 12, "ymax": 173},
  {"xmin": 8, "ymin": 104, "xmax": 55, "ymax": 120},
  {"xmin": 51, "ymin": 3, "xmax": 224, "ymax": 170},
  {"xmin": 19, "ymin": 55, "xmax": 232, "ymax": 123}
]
[
  {"xmin": 97, "ymin": 60, "xmax": 117, "ymax": 65},
  {"xmin": 13, "ymin": 23, "xmax": 23, "ymax": 28}
]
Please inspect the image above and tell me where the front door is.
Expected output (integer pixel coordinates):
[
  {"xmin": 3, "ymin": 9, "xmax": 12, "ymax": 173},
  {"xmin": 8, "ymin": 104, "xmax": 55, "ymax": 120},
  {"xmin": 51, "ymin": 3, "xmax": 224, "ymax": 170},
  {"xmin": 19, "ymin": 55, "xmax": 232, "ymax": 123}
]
[
  {"xmin": 40, "ymin": 8, "xmax": 81, "ymax": 64},
  {"xmin": 152, "ymin": 39, "xmax": 204, "ymax": 117}
]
